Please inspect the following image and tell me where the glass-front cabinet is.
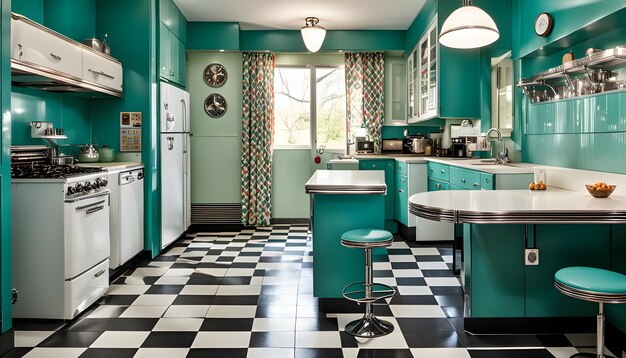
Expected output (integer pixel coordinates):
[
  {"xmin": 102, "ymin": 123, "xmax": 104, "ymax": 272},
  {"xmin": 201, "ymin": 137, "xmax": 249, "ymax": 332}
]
[{"xmin": 408, "ymin": 18, "xmax": 438, "ymax": 123}]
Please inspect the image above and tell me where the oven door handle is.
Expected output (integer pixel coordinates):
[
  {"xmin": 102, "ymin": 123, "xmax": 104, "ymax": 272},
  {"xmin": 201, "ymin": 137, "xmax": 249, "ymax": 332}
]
[
  {"xmin": 65, "ymin": 190, "xmax": 110, "ymax": 203},
  {"xmin": 76, "ymin": 200, "xmax": 106, "ymax": 212},
  {"xmin": 85, "ymin": 205, "xmax": 105, "ymax": 214}
]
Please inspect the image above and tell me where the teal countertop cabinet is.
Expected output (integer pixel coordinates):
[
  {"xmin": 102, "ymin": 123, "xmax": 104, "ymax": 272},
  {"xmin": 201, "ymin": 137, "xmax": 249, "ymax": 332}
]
[
  {"xmin": 359, "ymin": 159, "xmax": 397, "ymax": 233},
  {"xmin": 305, "ymin": 170, "xmax": 386, "ymax": 299}
]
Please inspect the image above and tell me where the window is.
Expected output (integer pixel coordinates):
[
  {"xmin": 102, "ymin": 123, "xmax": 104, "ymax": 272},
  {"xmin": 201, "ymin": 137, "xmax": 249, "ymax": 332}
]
[{"xmin": 274, "ymin": 66, "xmax": 346, "ymax": 151}]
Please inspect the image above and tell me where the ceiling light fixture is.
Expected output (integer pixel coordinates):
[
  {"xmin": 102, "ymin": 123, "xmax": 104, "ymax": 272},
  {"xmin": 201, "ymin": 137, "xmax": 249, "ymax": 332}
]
[
  {"xmin": 439, "ymin": 0, "xmax": 499, "ymax": 49},
  {"xmin": 301, "ymin": 17, "xmax": 326, "ymax": 53}
]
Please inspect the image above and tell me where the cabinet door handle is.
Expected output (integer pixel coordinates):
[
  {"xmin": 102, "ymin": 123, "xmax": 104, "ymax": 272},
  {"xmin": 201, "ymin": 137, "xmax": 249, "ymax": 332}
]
[
  {"xmin": 485, "ymin": 178, "xmax": 490, "ymax": 183},
  {"xmin": 473, "ymin": 183, "xmax": 480, "ymax": 187},
  {"xmin": 94, "ymin": 270, "xmax": 105, "ymax": 278},
  {"xmin": 430, "ymin": 168, "xmax": 434, "ymax": 172},
  {"xmin": 435, "ymin": 183, "xmax": 441, "ymax": 189},
  {"xmin": 398, "ymin": 189, "xmax": 404, "ymax": 193},
  {"xmin": 88, "ymin": 68, "xmax": 115, "ymax": 79},
  {"xmin": 440, "ymin": 169, "xmax": 445, "ymax": 173},
  {"xmin": 371, "ymin": 164, "xmax": 377, "ymax": 168},
  {"xmin": 49, "ymin": 52, "xmax": 62, "ymax": 61},
  {"xmin": 461, "ymin": 178, "xmax": 466, "ymax": 183},
  {"xmin": 400, "ymin": 178, "xmax": 406, "ymax": 183}
]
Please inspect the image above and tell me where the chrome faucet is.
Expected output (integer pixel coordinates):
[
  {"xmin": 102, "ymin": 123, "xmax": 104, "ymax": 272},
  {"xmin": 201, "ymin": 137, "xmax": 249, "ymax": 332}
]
[{"xmin": 486, "ymin": 128, "xmax": 508, "ymax": 164}]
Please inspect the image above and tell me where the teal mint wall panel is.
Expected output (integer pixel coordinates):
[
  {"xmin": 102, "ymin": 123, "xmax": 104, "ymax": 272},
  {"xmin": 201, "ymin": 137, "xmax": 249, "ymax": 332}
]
[
  {"xmin": 382, "ymin": 125, "xmax": 442, "ymax": 139},
  {"xmin": 93, "ymin": 0, "xmax": 158, "ymax": 255},
  {"xmin": 11, "ymin": 0, "xmax": 42, "ymax": 22},
  {"xmin": 187, "ymin": 52, "xmax": 242, "ymax": 204},
  {"xmin": 10, "ymin": 87, "xmax": 92, "ymax": 146},
  {"xmin": 512, "ymin": 0, "xmax": 626, "ymax": 59},
  {"xmin": 240, "ymin": 30, "xmax": 405, "ymax": 52},
  {"xmin": 526, "ymin": 224, "xmax": 610, "ymax": 317},
  {"xmin": 272, "ymin": 149, "xmax": 311, "ymax": 219},
  {"xmin": 43, "ymin": 0, "xmax": 96, "ymax": 41},
  {"xmin": 1, "ymin": 0, "xmax": 12, "ymax": 333},
  {"xmin": 186, "ymin": 22, "xmax": 240, "ymax": 51}
]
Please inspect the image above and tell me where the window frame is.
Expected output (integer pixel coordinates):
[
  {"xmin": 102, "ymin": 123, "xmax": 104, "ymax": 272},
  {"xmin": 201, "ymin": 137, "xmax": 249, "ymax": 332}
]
[{"xmin": 273, "ymin": 64, "xmax": 346, "ymax": 154}]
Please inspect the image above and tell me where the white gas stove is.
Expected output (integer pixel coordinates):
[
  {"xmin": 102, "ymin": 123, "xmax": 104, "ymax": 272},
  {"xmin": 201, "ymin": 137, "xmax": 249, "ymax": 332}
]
[{"xmin": 11, "ymin": 146, "xmax": 111, "ymax": 320}]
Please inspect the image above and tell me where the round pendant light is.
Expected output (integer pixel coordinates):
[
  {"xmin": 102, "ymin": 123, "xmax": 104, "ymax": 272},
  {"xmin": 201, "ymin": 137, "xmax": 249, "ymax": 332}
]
[
  {"xmin": 439, "ymin": 0, "xmax": 499, "ymax": 49},
  {"xmin": 301, "ymin": 17, "xmax": 326, "ymax": 53}
]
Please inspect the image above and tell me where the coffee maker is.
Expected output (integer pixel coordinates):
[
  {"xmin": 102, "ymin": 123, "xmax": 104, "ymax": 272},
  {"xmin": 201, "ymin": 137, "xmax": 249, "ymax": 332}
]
[{"xmin": 451, "ymin": 138, "xmax": 467, "ymax": 158}]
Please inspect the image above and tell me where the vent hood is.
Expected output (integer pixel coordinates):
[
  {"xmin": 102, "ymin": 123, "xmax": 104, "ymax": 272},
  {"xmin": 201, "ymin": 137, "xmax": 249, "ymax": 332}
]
[{"xmin": 11, "ymin": 13, "xmax": 123, "ymax": 98}]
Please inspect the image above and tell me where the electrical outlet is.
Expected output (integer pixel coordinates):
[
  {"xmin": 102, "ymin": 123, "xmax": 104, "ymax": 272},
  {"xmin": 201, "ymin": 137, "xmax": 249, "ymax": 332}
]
[{"xmin": 525, "ymin": 249, "xmax": 539, "ymax": 265}]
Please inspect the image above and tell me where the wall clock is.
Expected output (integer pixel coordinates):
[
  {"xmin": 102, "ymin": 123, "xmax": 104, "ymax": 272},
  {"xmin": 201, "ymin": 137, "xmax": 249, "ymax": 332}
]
[
  {"xmin": 203, "ymin": 63, "xmax": 228, "ymax": 87},
  {"xmin": 534, "ymin": 13, "xmax": 554, "ymax": 37},
  {"xmin": 204, "ymin": 93, "xmax": 227, "ymax": 118}
]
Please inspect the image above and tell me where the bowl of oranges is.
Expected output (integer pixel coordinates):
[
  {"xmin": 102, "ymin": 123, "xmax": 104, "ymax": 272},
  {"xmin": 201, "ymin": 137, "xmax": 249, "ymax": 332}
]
[
  {"xmin": 529, "ymin": 181, "xmax": 547, "ymax": 190},
  {"xmin": 585, "ymin": 182, "xmax": 616, "ymax": 198}
]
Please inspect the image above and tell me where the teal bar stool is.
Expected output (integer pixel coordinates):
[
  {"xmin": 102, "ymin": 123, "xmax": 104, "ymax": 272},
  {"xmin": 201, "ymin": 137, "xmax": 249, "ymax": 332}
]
[
  {"xmin": 341, "ymin": 229, "xmax": 396, "ymax": 338},
  {"xmin": 555, "ymin": 267, "xmax": 626, "ymax": 358}
]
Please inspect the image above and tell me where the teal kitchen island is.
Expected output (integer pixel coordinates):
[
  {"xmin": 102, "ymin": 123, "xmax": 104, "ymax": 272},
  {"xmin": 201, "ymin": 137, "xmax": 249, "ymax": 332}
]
[
  {"xmin": 305, "ymin": 170, "xmax": 387, "ymax": 309},
  {"xmin": 408, "ymin": 188, "xmax": 626, "ymax": 340}
]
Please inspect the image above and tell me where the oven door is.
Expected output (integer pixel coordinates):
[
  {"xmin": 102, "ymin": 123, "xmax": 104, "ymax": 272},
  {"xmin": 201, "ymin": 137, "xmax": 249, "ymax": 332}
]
[{"xmin": 64, "ymin": 191, "xmax": 111, "ymax": 279}]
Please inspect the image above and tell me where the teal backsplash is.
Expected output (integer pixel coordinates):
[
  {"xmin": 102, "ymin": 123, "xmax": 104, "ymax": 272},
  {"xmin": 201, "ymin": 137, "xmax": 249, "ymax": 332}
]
[
  {"xmin": 11, "ymin": 87, "xmax": 92, "ymax": 147},
  {"xmin": 523, "ymin": 90, "xmax": 626, "ymax": 174}
]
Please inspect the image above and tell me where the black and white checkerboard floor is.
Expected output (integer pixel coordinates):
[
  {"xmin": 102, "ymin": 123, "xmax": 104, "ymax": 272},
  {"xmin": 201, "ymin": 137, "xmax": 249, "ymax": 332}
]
[{"xmin": 8, "ymin": 224, "xmax": 614, "ymax": 357}]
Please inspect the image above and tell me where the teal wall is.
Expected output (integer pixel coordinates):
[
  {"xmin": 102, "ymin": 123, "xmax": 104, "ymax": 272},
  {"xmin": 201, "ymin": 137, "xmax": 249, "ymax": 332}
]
[
  {"xmin": 11, "ymin": 0, "xmax": 41, "ymax": 22},
  {"xmin": 188, "ymin": 51, "xmax": 243, "ymax": 204},
  {"xmin": 1, "ymin": 0, "xmax": 11, "ymax": 334},
  {"xmin": 187, "ymin": 25, "xmax": 405, "ymax": 52},
  {"xmin": 44, "ymin": 0, "xmax": 96, "ymax": 41},
  {"xmin": 513, "ymin": 3, "xmax": 626, "ymax": 174},
  {"xmin": 93, "ymin": 0, "xmax": 158, "ymax": 255},
  {"xmin": 11, "ymin": 88, "xmax": 92, "ymax": 147}
]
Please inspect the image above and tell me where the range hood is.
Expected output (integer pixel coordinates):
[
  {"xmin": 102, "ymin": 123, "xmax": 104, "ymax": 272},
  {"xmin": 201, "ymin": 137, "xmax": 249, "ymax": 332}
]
[{"xmin": 10, "ymin": 13, "xmax": 123, "ymax": 98}]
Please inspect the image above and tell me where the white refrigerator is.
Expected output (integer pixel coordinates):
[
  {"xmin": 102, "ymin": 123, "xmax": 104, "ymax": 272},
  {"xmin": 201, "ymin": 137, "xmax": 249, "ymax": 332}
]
[{"xmin": 160, "ymin": 82, "xmax": 191, "ymax": 249}]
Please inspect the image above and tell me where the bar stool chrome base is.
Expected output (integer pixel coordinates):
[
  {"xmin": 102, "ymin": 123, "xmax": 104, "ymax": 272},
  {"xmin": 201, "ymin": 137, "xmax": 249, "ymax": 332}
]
[
  {"xmin": 345, "ymin": 313, "xmax": 394, "ymax": 338},
  {"xmin": 569, "ymin": 353, "xmax": 615, "ymax": 358}
]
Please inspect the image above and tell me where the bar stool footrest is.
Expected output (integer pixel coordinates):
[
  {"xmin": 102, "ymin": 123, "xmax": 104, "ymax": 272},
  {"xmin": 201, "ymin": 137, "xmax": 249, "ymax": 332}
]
[{"xmin": 342, "ymin": 281, "xmax": 396, "ymax": 304}]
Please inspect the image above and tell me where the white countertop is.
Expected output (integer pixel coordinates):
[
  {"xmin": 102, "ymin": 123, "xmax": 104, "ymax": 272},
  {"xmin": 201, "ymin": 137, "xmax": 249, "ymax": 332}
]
[
  {"xmin": 77, "ymin": 162, "xmax": 143, "ymax": 172},
  {"xmin": 305, "ymin": 170, "xmax": 386, "ymax": 194},
  {"xmin": 408, "ymin": 189, "xmax": 626, "ymax": 224}
]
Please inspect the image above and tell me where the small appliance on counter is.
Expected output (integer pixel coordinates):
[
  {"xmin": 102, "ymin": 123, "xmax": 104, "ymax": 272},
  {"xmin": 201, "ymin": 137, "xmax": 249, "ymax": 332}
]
[
  {"xmin": 404, "ymin": 134, "xmax": 429, "ymax": 154},
  {"xmin": 381, "ymin": 139, "xmax": 403, "ymax": 154},
  {"xmin": 356, "ymin": 138, "xmax": 375, "ymax": 154},
  {"xmin": 451, "ymin": 138, "xmax": 467, "ymax": 158}
]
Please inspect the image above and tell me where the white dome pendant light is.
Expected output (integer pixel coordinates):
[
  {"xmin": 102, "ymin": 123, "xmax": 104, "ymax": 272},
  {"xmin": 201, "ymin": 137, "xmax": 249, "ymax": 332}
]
[
  {"xmin": 301, "ymin": 17, "xmax": 326, "ymax": 52},
  {"xmin": 439, "ymin": 0, "xmax": 499, "ymax": 49}
]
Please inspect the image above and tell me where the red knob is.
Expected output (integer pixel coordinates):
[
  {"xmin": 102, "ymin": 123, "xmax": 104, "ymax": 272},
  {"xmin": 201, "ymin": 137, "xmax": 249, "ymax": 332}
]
[{"xmin": 314, "ymin": 155, "xmax": 321, "ymax": 164}]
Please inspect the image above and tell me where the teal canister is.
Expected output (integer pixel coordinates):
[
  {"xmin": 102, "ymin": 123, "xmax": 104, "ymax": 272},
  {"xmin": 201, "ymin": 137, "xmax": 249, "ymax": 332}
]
[{"xmin": 98, "ymin": 145, "xmax": 115, "ymax": 162}]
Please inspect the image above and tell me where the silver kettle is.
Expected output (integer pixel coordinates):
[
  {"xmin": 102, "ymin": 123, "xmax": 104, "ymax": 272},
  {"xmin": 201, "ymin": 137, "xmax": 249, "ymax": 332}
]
[{"xmin": 78, "ymin": 144, "xmax": 100, "ymax": 163}]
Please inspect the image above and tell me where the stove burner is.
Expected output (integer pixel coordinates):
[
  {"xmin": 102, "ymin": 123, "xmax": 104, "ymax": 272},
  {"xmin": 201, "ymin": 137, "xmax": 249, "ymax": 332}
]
[{"xmin": 11, "ymin": 164, "xmax": 104, "ymax": 179}]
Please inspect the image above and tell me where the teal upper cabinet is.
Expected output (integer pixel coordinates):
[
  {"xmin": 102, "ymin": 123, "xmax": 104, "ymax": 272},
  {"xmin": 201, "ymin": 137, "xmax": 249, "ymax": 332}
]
[
  {"xmin": 384, "ymin": 57, "xmax": 407, "ymax": 125},
  {"xmin": 159, "ymin": 0, "xmax": 187, "ymax": 86},
  {"xmin": 159, "ymin": 0, "xmax": 186, "ymax": 43},
  {"xmin": 406, "ymin": 1, "xmax": 481, "ymax": 122}
]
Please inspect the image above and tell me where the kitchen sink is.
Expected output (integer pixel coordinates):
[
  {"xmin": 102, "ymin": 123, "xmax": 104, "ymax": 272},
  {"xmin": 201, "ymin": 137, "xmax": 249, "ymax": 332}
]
[{"xmin": 471, "ymin": 162, "xmax": 519, "ymax": 167}]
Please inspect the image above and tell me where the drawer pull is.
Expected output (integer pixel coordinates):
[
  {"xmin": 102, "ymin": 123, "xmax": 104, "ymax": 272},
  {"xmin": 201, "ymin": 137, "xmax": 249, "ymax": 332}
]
[
  {"xmin": 430, "ymin": 168, "xmax": 434, "ymax": 172},
  {"xmin": 398, "ymin": 189, "xmax": 404, "ymax": 193},
  {"xmin": 461, "ymin": 179, "xmax": 466, "ymax": 183},
  {"xmin": 401, "ymin": 178, "xmax": 406, "ymax": 183},
  {"xmin": 473, "ymin": 183, "xmax": 480, "ymax": 187},
  {"xmin": 485, "ymin": 178, "xmax": 490, "ymax": 183},
  {"xmin": 49, "ymin": 52, "xmax": 62, "ymax": 61},
  {"xmin": 94, "ymin": 270, "xmax": 105, "ymax": 278},
  {"xmin": 435, "ymin": 183, "xmax": 441, "ymax": 189},
  {"xmin": 440, "ymin": 169, "xmax": 445, "ymax": 173},
  {"xmin": 88, "ymin": 68, "xmax": 115, "ymax": 79},
  {"xmin": 371, "ymin": 164, "xmax": 377, "ymax": 168}
]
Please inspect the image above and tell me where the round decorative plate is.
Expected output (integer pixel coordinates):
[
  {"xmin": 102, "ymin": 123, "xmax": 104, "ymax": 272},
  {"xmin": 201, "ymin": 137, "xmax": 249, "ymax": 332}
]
[
  {"xmin": 203, "ymin": 63, "xmax": 228, "ymax": 87},
  {"xmin": 204, "ymin": 93, "xmax": 227, "ymax": 118}
]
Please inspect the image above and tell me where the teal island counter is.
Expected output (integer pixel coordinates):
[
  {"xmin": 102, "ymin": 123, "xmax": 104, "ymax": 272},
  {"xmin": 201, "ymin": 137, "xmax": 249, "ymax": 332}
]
[
  {"xmin": 305, "ymin": 170, "xmax": 387, "ymax": 307},
  {"xmin": 408, "ymin": 188, "xmax": 626, "ymax": 341}
]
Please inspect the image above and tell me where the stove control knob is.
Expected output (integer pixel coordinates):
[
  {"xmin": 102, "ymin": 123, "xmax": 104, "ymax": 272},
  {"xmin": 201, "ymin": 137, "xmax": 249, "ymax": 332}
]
[
  {"xmin": 96, "ymin": 178, "xmax": 108, "ymax": 188},
  {"xmin": 74, "ymin": 183, "xmax": 83, "ymax": 193},
  {"xmin": 67, "ymin": 186, "xmax": 76, "ymax": 195},
  {"xmin": 83, "ymin": 181, "xmax": 93, "ymax": 192}
]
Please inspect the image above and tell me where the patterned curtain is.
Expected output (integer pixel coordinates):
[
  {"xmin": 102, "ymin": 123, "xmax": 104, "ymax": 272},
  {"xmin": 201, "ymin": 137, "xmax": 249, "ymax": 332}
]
[
  {"xmin": 241, "ymin": 52, "xmax": 275, "ymax": 227},
  {"xmin": 345, "ymin": 52, "xmax": 385, "ymax": 153}
]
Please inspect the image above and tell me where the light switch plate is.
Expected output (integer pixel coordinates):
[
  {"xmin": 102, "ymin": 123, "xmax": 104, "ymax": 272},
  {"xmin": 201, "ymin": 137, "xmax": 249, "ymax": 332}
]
[{"xmin": 525, "ymin": 248, "xmax": 539, "ymax": 265}]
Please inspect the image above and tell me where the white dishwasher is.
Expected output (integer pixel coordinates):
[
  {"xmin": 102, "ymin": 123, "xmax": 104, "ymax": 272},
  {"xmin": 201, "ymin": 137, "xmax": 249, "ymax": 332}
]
[{"xmin": 113, "ymin": 168, "xmax": 144, "ymax": 268}]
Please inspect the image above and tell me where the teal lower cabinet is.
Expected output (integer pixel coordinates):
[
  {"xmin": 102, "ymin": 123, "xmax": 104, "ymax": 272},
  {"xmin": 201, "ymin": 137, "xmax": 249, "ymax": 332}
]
[
  {"xmin": 359, "ymin": 159, "xmax": 397, "ymax": 233},
  {"xmin": 449, "ymin": 167, "xmax": 481, "ymax": 190},
  {"xmin": 311, "ymin": 193, "xmax": 385, "ymax": 299},
  {"xmin": 465, "ymin": 223, "xmax": 615, "ymax": 320},
  {"xmin": 480, "ymin": 173, "xmax": 494, "ymax": 190},
  {"xmin": 428, "ymin": 178, "xmax": 448, "ymax": 191}
]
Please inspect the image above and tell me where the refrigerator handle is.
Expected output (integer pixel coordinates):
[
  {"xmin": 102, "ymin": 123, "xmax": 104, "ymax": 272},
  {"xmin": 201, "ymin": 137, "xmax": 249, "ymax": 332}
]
[
  {"xmin": 181, "ymin": 98, "xmax": 187, "ymax": 132},
  {"xmin": 167, "ymin": 136, "xmax": 174, "ymax": 150}
]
